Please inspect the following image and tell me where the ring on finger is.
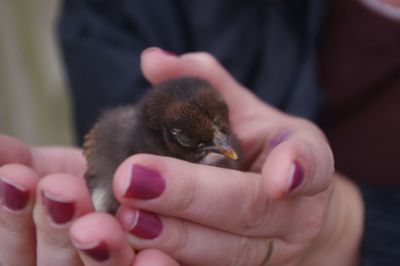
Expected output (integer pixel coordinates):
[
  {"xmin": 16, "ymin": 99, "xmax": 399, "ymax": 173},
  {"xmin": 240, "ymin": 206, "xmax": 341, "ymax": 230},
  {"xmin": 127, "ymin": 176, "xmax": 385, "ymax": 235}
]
[{"xmin": 260, "ymin": 239, "xmax": 274, "ymax": 266}]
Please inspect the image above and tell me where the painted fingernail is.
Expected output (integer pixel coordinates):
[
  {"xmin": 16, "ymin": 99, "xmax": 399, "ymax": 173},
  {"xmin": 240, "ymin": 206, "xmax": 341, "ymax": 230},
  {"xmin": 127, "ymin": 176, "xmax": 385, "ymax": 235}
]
[
  {"xmin": 0, "ymin": 178, "xmax": 30, "ymax": 211},
  {"xmin": 288, "ymin": 161, "xmax": 304, "ymax": 192},
  {"xmin": 268, "ymin": 130, "xmax": 290, "ymax": 149},
  {"xmin": 142, "ymin": 47, "xmax": 177, "ymax": 56},
  {"xmin": 42, "ymin": 191, "xmax": 75, "ymax": 224},
  {"xmin": 80, "ymin": 241, "xmax": 110, "ymax": 262},
  {"xmin": 124, "ymin": 164, "xmax": 165, "ymax": 200},
  {"xmin": 118, "ymin": 208, "xmax": 162, "ymax": 239}
]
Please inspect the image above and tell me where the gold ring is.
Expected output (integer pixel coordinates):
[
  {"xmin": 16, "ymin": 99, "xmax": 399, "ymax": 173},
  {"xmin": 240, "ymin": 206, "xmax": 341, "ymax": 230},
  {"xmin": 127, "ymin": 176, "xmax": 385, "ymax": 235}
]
[{"xmin": 260, "ymin": 239, "xmax": 274, "ymax": 266}]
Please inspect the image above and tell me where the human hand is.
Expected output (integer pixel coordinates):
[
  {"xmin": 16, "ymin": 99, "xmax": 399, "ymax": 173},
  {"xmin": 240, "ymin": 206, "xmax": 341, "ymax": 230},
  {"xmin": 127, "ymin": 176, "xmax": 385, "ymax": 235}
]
[
  {"xmin": 0, "ymin": 135, "xmax": 179, "ymax": 265},
  {"xmin": 110, "ymin": 48, "xmax": 363, "ymax": 266}
]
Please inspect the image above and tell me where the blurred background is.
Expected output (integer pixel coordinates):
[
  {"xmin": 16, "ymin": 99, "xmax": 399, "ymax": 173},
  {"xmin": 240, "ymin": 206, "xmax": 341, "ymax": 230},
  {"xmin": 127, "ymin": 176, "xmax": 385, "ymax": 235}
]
[{"xmin": 0, "ymin": 0, "xmax": 74, "ymax": 146}]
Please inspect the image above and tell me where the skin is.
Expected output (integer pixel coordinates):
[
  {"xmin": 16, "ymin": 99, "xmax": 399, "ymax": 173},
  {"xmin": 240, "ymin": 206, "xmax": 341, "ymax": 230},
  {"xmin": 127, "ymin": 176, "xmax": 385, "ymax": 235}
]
[
  {"xmin": 0, "ymin": 142, "xmax": 177, "ymax": 266},
  {"xmin": 359, "ymin": 0, "xmax": 400, "ymax": 21},
  {"xmin": 0, "ymin": 49, "xmax": 363, "ymax": 265}
]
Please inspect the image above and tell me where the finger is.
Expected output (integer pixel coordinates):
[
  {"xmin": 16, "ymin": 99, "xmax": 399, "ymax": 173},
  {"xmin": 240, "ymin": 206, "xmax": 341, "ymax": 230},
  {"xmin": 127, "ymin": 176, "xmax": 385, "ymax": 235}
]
[
  {"xmin": 116, "ymin": 206, "xmax": 268, "ymax": 266},
  {"xmin": 70, "ymin": 213, "xmax": 135, "ymax": 266},
  {"xmin": 133, "ymin": 249, "xmax": 179, "ymax": 266},
  {"xmin": 0, "ymin": 164, "xmax": 39, "ymax": 266},
  {"xmin": 140, "ymin": 48, "xmax": 335, "ymax": 198},
  {"xmin": 0, "ymin": 134, "xmax": 87, "ymax": 178},
  {"xmin": 117, "ymin": 206, "xmax": 298, "ymax": 266},
  {"xmin": 113, "ymin": 154, "xmax": 313, "ymax": 238},
  {"xmin": 30, "ymin": 147, "xmax": 87, "ymax": 178},
  {"xmin": 140, "ymin": 48, "xmax": 285, "ymax": 167},
  {"xmin": 0, "ymin": 135, "xmax": 32, "ymax": 166},
  {"xmin": 262, "ymin": 121, "xmax": 334, "ymax": 198},
  {"xmin": 34, "ymin": 173, "xmax": 93, "ymax": 266},
  {"xmin": 140, "ymin": 48, "xmax": 271, "ymax": 120}
]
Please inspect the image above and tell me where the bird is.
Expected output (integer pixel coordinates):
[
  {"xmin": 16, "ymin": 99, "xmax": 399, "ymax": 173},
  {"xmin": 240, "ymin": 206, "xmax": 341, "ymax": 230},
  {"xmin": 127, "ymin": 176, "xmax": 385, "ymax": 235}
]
[{"xmin": 83, "ymin": 77, "xmax": 240, "ymax": 213}]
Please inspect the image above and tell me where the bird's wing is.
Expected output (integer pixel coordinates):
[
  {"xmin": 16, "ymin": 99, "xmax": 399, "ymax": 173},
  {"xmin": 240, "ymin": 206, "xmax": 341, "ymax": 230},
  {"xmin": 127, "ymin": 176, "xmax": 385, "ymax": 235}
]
[
  {"xmin": 83, "ymin": 121, "xmax": 100, "ymax": 177},
  {"xmin": 82, "ymin": 105, "xmax": 139, "ymax": 213}
]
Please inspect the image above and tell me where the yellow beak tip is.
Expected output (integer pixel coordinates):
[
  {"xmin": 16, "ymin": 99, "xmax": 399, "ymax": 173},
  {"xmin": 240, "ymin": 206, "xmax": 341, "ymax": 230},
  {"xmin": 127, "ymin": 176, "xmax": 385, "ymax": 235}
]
[{"xmin": 222, "ymin": 150, "xmax": 239, "ymax": 160}]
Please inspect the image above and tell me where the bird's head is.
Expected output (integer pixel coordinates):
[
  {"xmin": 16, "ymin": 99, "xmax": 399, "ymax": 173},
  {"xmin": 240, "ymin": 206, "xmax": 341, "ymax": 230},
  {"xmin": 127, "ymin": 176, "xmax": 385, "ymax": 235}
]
[{"xmin": 143, "ymin": 77, "xmax": 239, "ymax": 163}]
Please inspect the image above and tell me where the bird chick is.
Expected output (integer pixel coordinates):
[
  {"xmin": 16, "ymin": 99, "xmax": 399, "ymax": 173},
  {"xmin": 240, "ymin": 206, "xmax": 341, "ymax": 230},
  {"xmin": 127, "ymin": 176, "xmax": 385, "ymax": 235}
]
[{"xmin": 83, "ymin": 77, "xmax": 240, "ymax": 213}]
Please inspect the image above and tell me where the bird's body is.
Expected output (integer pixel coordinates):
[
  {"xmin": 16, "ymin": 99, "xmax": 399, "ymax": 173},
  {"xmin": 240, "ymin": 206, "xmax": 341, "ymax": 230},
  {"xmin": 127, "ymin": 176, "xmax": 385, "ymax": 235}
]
[{"xmin": 83, "ymin": 77, "xmax": 240, "ymax": 213}]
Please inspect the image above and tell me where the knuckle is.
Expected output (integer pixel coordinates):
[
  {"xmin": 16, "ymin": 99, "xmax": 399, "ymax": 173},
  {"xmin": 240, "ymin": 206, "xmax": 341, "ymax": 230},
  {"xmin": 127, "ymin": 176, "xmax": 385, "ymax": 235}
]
[
  {"xmin": 230, "ymin": 236, "xmax": 262, "ymax": 266},
  {"xmin": 289, "ymin": 197, "xmax": 326, "ymax": 242},
  {"xmin": 39, "ymin": 230, "xmax": 73, "ymax": 249},
  {"xmin": 0, "ymin": 209, "xmax": 31, "ymax": 234},
  {"xmin": 33, "ymin": 209, "xmax": 73, "ymax": 249},
  {"xmin": 290, "ymin": 117, "xmax": 320, "ymax": 134},
  {"xmin": 241, "ymin": 182, "xmax": 271, "ymax": 233},
  {"xmin": 173, "ymin": 175, "xmax": 200, "ymax": 213},
  {"xmin": 169, "ymin": 219, "xmax": 190, "ymax": 256},
  {"xmin": 303, "ymin": 199, "xmax": 325, "ymax": 239},
  {"xmin": 196, "ymin": 52, "xmax": 219, "ymax": 69}
]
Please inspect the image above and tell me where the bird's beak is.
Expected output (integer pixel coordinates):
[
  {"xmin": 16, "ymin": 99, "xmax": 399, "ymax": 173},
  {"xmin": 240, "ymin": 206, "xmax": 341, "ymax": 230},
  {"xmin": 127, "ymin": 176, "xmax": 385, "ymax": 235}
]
[
  {"xmin": 219, "ymin": 146, "xmax": 239, "ymax": 160},
  {"xmin": 202, "ymin": 130, "xmax": 238, "ymax": 160}
]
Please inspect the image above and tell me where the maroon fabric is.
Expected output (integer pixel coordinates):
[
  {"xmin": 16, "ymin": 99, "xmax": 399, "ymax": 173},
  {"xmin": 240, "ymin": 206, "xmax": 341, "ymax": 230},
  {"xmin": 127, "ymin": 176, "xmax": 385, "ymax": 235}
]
[{"xmin": 319, "ymin": 0, "xmax": 400, "ymax": 186}]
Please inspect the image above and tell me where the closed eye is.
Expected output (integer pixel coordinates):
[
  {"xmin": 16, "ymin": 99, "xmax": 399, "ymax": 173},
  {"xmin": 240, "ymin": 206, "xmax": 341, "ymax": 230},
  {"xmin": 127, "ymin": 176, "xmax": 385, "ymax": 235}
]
[{"xmin": 171, "ymin": 129, "xmax": 196, "ymax": 148}]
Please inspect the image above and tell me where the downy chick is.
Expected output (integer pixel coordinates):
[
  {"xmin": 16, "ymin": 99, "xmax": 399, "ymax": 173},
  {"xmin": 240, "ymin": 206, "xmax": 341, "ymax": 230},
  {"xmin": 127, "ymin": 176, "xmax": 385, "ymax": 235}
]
[{"xmin": 83, "ymin": 77, "xmax": 240, "ymax": 213}]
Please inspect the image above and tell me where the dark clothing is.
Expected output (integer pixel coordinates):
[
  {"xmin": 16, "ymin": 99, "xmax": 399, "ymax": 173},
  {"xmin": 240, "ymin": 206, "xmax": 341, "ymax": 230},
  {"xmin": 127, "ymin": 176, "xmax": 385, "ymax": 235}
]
[
  {"xmin": 319, "ymin": 0, "xmax": 400, "ymax": 186},
  {"xmin": 318, "ymin": 2, "xmax": 400, "ymax": 263},
  {"xmin": 58, "ymin": 0, "xmax": 400, "ymax": 264},
  {"xmin": 360, "ymin": 185, "xmax": 400, "ymax": 266},
  {"xmin": 58, "ymin": 0, "xmax": 325, "ymax": 143}
]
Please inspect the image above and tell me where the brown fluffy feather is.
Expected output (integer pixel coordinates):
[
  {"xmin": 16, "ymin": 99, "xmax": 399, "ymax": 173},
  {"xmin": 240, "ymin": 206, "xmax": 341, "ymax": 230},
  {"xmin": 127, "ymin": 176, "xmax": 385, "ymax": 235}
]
[{"xmin": 83, "ymin": 77, "xmax": 240, "ymax": 213}]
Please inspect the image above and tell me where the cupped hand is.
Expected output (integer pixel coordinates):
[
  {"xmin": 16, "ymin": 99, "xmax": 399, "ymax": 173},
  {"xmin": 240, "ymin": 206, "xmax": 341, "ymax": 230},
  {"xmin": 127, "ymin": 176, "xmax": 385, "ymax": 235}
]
[
  {"xmin": 110, "ymin": 48, "xmax": 363, "ymax": 266},
  {"xmin": 0, "ymin": 135, "xmax": 178, "ymax": 265}
]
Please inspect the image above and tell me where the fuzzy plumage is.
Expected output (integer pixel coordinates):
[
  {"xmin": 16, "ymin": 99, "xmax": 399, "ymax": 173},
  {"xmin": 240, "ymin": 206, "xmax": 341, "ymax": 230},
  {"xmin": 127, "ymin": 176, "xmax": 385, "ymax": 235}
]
[{"xmin": 84, "ymin": 77, "xmax": 240, "ymax": 213}]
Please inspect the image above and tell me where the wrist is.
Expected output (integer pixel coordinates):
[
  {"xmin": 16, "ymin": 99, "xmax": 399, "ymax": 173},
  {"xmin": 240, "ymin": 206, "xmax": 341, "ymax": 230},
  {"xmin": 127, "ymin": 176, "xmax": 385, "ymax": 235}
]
[{"xmin": 300, "ymin": 173, "xmax": 364, "ymax": 266}]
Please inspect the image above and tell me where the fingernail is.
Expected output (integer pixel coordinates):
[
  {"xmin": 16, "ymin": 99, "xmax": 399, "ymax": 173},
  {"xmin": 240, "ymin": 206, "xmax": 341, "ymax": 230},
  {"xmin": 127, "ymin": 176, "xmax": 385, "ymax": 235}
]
[
  {"xmin": 124, "ymin": 164, "xmax": 165, "ymax": 200},
  {"xmin": 142, "ymin": 47, "xmax": 177, "ymax": 56},
  {"xmin": 288, "ymin": 161, "xmax": 304, "ymax": 192},
  {"xmin": 118, "ymin": 208, "xmax": 162, "ymax": 239},
  {"xmin": 268, "ymin": 130, "xmax": 290, "ymax": 149},
  {"xmin": 42, "ymin": 191, "xmax": 75, "ymax": 224},
  {"xmin": 79, "ymin": 241, "xmax": 110, "ymax": 262},
  {"xmin": 0, "ymin": 178, "xmax": 30, "ymax": 211}
]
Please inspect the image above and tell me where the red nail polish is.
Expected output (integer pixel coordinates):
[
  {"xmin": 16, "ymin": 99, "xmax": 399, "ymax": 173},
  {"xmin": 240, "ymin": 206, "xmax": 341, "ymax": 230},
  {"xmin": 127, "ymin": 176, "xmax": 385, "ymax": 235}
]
[
  {"xmin": 289, "ymin": 161, "xmax": 304, "ymax": 192},
  {"xmin": 268, "ymin": 130, "xmax": 291, "ymax": 149},
  {"xmin": 81, "ymin": 241, "xmax": 110, "ymax": 262},
  {"xmin": 142, "ymin": 47, "xmax": 177, "ymax": 57},
  {"xmin": 42, "ymin": 191, "xmax": 75, "ymax": 224},
  {"xmin": 124, "ymin": 164, "xmax": 165, "ymax": 200},
  {"xmin": 129, "ymin": 210, "xmax": 163, "ymax": 239},
  {"xmin": 0, "ymin": 178, "xmax": 29, "ymax": 211}
]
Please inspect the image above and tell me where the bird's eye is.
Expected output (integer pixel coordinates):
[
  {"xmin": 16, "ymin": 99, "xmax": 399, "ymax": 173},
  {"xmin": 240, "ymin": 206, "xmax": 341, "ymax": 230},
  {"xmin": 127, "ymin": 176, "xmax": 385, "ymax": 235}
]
[{"xmin": 171, "ymin": 129, "xmax": 195, "ymax": 148}]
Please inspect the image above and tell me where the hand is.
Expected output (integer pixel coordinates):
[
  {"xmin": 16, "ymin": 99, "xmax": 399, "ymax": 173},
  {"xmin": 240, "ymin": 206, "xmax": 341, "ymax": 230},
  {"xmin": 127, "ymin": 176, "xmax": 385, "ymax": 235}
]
[
  {"xmin": 109, "ymin": 48, "xmax": 364, "ymax": 265},
  {"xmin": 0, "ymin": 135, "xmax": 179, "ymax": 265}
]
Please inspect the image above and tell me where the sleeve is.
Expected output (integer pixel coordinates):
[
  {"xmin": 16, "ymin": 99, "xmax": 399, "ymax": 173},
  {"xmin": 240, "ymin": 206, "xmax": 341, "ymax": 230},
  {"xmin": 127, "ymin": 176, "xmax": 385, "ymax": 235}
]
[
  {"xmin": 359, "ymin": 184, "xmax": 400, "ymax": 266},
  {"xmin": 58, "ymin": 0, "xmax": 326, "ymax": 142},
  {"xmin": 57, "ymin": 0, "xmax": 186, "ymax": 143}
]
